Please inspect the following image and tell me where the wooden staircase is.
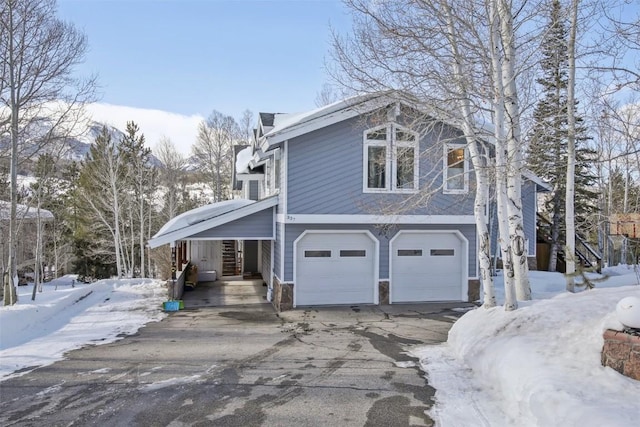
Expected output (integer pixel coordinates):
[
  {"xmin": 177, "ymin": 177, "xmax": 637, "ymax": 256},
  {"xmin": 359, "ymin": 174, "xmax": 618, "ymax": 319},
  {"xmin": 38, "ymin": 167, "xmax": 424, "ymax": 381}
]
[
  {"xmin": 536, "ymin": 213, "xmax": 602, "ymax": 273},
  {"xmin": 222, "ymin": 240, "xmax": 239, "ymax": 276}
]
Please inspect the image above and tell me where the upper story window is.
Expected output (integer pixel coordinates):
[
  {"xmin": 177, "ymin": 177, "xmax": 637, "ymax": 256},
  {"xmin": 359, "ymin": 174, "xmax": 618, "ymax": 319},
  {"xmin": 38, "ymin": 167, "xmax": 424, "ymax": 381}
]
[
  {"xmin": 444, "ymin": 143, "xmax": 468, "ymax": 193},
  {"xmin": 363, "ymin": 124, "xmax": 419, "ymax": 193},
  {"xmin": 263, "ymin": 150, "xmax": 281, "ymax": 197}
]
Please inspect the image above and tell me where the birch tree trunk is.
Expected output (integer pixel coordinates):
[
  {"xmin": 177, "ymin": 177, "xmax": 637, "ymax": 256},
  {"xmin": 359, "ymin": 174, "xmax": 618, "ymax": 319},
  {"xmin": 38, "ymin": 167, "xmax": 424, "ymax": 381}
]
[
  {"xmin": 497, "ymin": 0, "xmax": 531, "ymax": 301},
  {"xmin": 489, "ymin": 0, "xmax": 517, "ymax": 310},
  {"xmin": 139, "ymin": 167, "xmax": 146, "ymax": 278},
  {"xmin": 4, "ymin": 3, "xmax": 19, "ymax": 306},
  {"xmin": 444, "ymin": 3, "xmax": 495, "ymax": 308},
  {"xmin": 565, "ymin": 0, "xmax": 579, "ymax": 292}
]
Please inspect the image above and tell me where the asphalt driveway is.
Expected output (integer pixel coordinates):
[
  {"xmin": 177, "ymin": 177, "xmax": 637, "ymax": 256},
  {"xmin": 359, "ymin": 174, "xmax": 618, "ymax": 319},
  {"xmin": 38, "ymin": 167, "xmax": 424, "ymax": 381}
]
[{"xmin": 0, "ymin": 284, "xmax": 471, "ymax": 427}]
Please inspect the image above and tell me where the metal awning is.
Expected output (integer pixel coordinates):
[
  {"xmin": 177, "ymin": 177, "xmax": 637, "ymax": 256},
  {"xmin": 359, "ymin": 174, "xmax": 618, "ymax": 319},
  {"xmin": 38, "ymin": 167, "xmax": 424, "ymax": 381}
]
[{"xmin": 148, "ymin": 196, "xmax": 278, "ymax": 248}]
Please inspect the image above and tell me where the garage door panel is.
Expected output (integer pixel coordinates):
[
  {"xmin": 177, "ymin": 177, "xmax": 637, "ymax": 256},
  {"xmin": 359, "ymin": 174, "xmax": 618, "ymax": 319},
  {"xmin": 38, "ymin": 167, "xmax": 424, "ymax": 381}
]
[
  {"xmin": 391, "ymin": 232, "xmax": 465, "ymax": 303},
  {"xmin": 296, "ymin": 232, "xmax": 376, "ymax": 306}
]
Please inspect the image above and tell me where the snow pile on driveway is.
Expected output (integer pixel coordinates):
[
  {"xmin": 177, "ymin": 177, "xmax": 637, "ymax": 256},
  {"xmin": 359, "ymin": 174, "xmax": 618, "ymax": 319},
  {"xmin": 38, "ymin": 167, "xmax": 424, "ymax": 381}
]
[
  {"xmin": 0, "ymin": 276, "xmax": 167, "ymax": 380},
  {"xmin": 413, "ymin": 266, "xmax": 640, "ymax": 427}
]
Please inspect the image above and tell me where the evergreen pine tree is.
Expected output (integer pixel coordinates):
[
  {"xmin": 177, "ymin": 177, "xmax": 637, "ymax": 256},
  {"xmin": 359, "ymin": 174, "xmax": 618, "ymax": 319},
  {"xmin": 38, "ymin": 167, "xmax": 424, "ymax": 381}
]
[{"xmin": 527, "ymin": 0, "xmax": 598, "ymax": 272}]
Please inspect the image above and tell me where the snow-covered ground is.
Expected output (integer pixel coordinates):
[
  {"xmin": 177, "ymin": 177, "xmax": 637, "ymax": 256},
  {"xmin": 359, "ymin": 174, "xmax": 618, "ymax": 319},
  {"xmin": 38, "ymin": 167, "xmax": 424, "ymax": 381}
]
[
  {"xmin": 413, "ymin": 265, "xmax": 640, "ymax": 427},
  {"xmin": 0, "ymin": 275, "xmax": 167, "ymax": 381},
  {"xmin": 2, "ymin": 267, "xmax": 639, "ymax": 425}
]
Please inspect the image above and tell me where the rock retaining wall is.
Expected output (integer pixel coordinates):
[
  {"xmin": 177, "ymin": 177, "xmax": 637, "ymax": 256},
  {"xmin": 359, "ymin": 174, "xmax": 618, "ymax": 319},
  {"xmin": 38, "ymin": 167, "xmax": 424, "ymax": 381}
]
[{"xmin": 601, "ymin": 329, "xmax": 640, "ymax": 381}]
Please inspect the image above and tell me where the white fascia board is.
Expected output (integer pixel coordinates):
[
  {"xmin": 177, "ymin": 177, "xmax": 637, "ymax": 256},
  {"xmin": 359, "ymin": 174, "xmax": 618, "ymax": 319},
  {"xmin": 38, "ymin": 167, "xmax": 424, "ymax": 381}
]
[
  {"xmin": 183, "ymin": 236, "xmax": 275, "ymax": 241},
  {"xmin": 266, "ymin": 97, "xmax": 391, "ymax": 145},
  {"xmin": 276, "ymin": 214, "xmax": 476, "ymax": 224},
  {"xmin": 522, "ymin": 168, "xmax": 552, "ymax": 192},
  {"xmin": 149, "ymin": 197, "xmax": 279, "ymax": 248},
  {"xmin": 237, "ymin": 173, "xmax": 265, "ymax": 181}
]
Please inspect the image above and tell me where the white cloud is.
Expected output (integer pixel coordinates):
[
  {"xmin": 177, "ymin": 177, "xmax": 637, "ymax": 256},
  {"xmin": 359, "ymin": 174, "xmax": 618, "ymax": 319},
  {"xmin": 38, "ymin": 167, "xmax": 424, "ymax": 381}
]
[{"xmin": 85, "ymin": 103, "xmax": 203, "ymax": 156}]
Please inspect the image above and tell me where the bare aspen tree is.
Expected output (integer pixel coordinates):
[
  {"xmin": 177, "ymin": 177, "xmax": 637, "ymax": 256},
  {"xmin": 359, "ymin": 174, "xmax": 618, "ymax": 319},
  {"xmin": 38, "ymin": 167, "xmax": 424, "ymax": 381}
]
[
  {"xmin": 239, "ymin": 109, "xmax": 254, "ymax": 145},
  {"xmin": 155, "ymin": 137, "xmax": 186, "ymax": 223},
  {"xmin": 0, "ymin": 0, "xmax": 94, "ymax": 305},
  {"xmin": 495, "ymin": 0, "xmax": 532, "ymax": 301},
  {"xmin": 331, "ymin": 0, "xmax": 543, "ymax": 308},
  {"xmin": 442, "ymin": 2, "xmax": 497, "ymax": 308},
  {"xmin": 487, "ymin": 0, "xmax": 518, "ymax": 309},
  {"xmin": 315, "ymin": 83, "xmax": 341, "ymax": 107},
  {"xmin": 192, "ymin": 111, "xmax": 240, "ymax": 202},
  {"xmin": 78, "ymin": 127, "xmax": 126, "ymax": 278},
  {"xmin": 565, "ymin": 0, "xmax": 579, "ymax": 291}
]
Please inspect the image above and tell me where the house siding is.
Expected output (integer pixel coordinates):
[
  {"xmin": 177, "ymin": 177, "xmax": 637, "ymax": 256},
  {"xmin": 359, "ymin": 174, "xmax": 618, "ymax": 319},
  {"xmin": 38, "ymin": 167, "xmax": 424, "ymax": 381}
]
[
  {"xmin": 523, "ymin": 180, "xmax": 537, "ymax": 255},
  {"xmin": 283, "ymin": 223, "xmax": 476, "ymax": 282},
  {"xmin": 274, "ymin": 222, "xmax": 282, "ymax": 278},
  {"xmin": 261, "ymin": 239, "xmax": 271, "ymax": 285},
  {"xmin": 189, "ymin": 208, "xmax": 274, "ymax": 239},
  {"xmin": 286, "ymin": 117, "xmax": 475, "ymax": 216},
  {"xmin": 249, "ymin": 181, "xmax": 259, "ymax": 201}
]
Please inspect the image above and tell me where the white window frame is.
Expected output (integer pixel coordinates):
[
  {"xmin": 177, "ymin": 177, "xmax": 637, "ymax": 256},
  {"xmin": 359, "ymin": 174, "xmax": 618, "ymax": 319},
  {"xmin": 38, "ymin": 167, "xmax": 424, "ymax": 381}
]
[
  {"xmin": 273, "ymin": 149, "xmax": 281, "ymax": 192},
  {"xmin": 362, "ymin": 123, "xmax": 419, "ymax": 194},
  {"xmin": 264, "ymin": 159, "xmax": 272, "ymax": 196},
  {"xmin": 443, "ymin": 143, "xmax": 469, "ymax": 194}
]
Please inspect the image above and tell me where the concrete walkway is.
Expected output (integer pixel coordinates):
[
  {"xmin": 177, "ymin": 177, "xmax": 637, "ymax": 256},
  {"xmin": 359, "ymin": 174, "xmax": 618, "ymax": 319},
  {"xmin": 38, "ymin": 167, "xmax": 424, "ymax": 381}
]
[{"xmin": 183, "ymin": 279, "xmax": 268, "ymax": 308}]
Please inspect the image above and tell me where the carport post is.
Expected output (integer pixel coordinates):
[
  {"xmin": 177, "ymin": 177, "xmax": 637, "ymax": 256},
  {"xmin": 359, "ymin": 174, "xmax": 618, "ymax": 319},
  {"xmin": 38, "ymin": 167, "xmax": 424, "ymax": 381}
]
[{"xmin": 170, "ymin": 241, "xmax": 177, "ymax": 299}]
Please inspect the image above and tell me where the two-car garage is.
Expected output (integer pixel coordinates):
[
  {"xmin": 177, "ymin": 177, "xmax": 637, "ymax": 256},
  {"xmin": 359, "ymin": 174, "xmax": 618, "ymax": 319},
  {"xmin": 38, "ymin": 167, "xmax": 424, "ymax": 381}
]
[{"xmin": 293, "ymin": 230, "xmax": 468, "ymax": 307}]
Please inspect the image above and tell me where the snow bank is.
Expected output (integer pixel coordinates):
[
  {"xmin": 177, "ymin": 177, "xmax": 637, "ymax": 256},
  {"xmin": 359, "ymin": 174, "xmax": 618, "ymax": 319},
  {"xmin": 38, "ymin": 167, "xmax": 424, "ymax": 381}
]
[
  {"xmin": 0, "ymin": 276, "xmax": 167, "ymax": 380},
  {"xmin": 414, "ymin": 267, "xmax": 640, "ymax": 427}
]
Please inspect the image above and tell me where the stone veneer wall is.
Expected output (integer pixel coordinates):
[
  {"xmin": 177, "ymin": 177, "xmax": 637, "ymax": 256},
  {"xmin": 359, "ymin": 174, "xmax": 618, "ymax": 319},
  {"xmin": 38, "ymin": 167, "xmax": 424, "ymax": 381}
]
[
  {"xmin": 272, "ymin": 277, "xmax": 293, "ymax": 312},
  {"xmin": 601, "ymin": 329, "xmax": 640, "ymax": 381},
  {"xmin": 527, "ymin": 256, "xmax": 538, "ymax": 270},
  {"xmin": 273, "ymin": 278, "xmax": 479, "ymax": 311},
  {"xmin": 468, "ymin": 279, "xmax": 480, "ymax": 302},
  {"xmin": 379, "ymin": 281, "xmax": 389, "ymax": 305}
]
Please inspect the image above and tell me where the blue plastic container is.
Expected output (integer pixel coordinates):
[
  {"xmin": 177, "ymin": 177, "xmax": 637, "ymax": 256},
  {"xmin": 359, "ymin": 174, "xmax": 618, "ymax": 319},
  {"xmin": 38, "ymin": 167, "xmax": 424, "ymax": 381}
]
[{"xmin": 164, "ymin": 300, "xmax": 180, "ymax": 312}]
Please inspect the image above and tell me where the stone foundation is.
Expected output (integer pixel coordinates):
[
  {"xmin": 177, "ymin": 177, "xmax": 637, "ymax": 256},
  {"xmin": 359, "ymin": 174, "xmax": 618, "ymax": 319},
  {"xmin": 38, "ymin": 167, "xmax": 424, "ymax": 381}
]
[
  {"xmin": 379, "ymin": 281, "xmax": 389, "ymax": 305},
  {"xmin": 272, "ymin": 277, "xmax": 293, "ymax": 312},
  {"xmin": 527, "ymin": 256, "xmax": 538, "ymax": 271},
  {"xmin": 468, "ymin": 279, "xmax": 480, "ymax": 302},
  {"xmin": 601, "ymin": 329, "xmax": 640, "ymax": 381}
]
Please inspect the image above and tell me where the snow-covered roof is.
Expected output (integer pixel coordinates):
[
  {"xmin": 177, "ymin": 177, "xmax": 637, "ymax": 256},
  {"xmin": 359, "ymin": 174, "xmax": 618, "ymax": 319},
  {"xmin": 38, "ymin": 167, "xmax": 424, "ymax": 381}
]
[
  {"xmin": 235, "ymin": 146, "xmax": 253, "ymax": 174},
  {"xmin": 154, "ymin": 199, "xmax": 254, "ymax": 238},
  {"xmin": 0, "ymin": 201, "xmax": 54, "ymax": 221},
  {"xmin": 262, "ymin": 91, "xmax": 397, "ymax": 145},
  {"xmin": 522, "ymin": 169, "xmax": 552, "ymax": 192},
  {"xmin": 148, "ymin": 196, "xmax": 278, "ymax": 248}
]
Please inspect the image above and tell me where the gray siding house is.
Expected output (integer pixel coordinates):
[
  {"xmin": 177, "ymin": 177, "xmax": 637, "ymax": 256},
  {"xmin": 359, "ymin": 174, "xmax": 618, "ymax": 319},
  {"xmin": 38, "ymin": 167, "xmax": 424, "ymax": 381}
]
[{"xmin": 149, "ymin": 92, "xmax": 547, "ymax": 311}]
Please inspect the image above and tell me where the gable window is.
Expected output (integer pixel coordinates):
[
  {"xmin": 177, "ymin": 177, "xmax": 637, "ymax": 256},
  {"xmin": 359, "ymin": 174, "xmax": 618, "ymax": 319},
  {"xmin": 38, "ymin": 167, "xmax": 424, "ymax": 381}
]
[
  {"xmin": 444, "ymin": 144, "xmax": 468, "ymax": 193},
  {"xmin": 363, "ymin": 124, "xmax": 418, "ymax": 193}
]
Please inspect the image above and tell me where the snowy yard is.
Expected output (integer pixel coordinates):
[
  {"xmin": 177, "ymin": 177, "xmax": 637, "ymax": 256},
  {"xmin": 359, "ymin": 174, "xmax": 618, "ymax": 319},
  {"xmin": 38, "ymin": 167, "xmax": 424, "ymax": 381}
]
[
  {"xmin": 0, "ymin": 276, "xmax": 167, "ymax": 380},
  {"xmin": 414, "ymin": 265, "xmax": 640, "ymax": 427},
  {"xmin": 1, "ymin": 268, "xmax": 639, "ymax": 426}
]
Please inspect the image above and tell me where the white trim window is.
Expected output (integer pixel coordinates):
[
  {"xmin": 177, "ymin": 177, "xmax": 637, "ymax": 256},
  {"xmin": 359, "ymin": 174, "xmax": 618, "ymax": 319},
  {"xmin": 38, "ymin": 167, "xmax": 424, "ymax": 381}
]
[
  {"xmin": 363, "ymin": 124, "xmax": 419, "ymax": 193},
  {"xmin": 443, "ymin": 143, "xmax": 468, "ymax": 193}
]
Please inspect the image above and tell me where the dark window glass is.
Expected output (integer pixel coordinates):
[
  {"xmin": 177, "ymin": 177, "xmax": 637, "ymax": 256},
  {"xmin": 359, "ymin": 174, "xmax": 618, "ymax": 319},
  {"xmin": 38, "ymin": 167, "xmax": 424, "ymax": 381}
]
[
  {"xmin": 395, "ymin": 129, "xmax": 416, "ymax": 141},
  {"xmin": 340, "ymin": 250, "xmax": 366, "ymax": 257},
  {"xmin": 398, "ymin": 249, "xmax": 422, "ymax": 256},
  {"xmin": 367, "ymin": 146, "xmax": 386, "ymax": 189},
  {"xmin": 304, "ymin": 250, "xmax": 331, "ymax": 258},
  {"xmin": 366, "ymin": 128, "xmax": 387, "ymax": 140},
  {"xmin": 396, "ymin": 146, "xmax": 415, "ymax": 189},
  {"xmin": 430, "ymin": 249, "xmax": 455, "ymax": 256}
]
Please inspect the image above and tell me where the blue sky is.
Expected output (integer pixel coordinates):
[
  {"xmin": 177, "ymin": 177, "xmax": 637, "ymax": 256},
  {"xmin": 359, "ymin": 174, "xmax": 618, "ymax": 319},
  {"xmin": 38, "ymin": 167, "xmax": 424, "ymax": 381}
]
[{"xmin": 58, "ymin": 0, "xmax": 351, "ymax": 120}]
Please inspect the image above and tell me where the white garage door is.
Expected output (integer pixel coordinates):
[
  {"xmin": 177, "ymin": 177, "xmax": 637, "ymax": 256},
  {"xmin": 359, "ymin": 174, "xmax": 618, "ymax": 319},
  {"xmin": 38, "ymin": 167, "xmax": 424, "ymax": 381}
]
[
  {"xmin": 295, "ymin": 232, "xmax": 377, "ymax": 306},
  {"xmin": 391, "ymin": 231, "xmax": 466, "ymax": 303}
]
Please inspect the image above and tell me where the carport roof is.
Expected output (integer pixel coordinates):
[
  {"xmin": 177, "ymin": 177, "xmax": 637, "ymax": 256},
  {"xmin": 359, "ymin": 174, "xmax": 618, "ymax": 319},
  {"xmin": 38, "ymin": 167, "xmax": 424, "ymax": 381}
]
[{"xmin": 148, "ymin": 196, "xmax": 278, "ymax": 248}]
